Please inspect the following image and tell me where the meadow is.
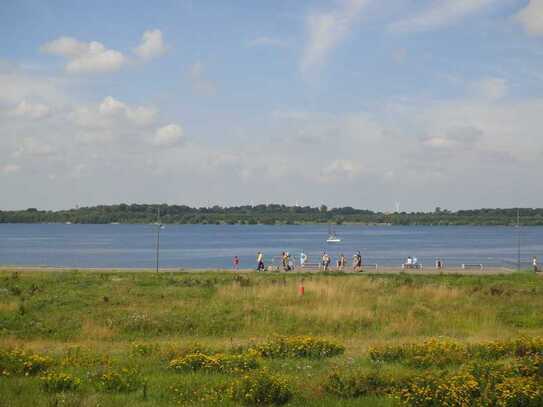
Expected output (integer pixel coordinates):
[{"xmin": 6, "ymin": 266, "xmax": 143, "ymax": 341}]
[{"xmin": 1, "ymin": 269, "xmax": 542, "ymax": 406}]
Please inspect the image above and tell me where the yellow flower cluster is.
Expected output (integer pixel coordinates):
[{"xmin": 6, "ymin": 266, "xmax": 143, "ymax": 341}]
[
  {"xmin": 168, "ymin": 352, "xmax": 258, "ymax": 373},
  {"xmin": 60, "ymin": 346, "xmax": 111, "ymax": 368},
  {"xmin": 369, "ymin": 336, "xmax": 543, "ymax": 367},
  {"xmin": 228, "ymin": 370, "xmax": 292, "ymax": 406},
  {"xmin": 96, "ymin": 367, "xmax": 142, "ymax": 393},
  {"xmin": 251, "ymin": 335, "xmax": 344, "ymax": 359},
  {"xmin": 40, "ymin": 371, "xmax": 81, "ymax": 393},
  {"xmin": 369, "ymin": 338, "xmax": 466, "ymax": 367},
  {"xmin": 495, "ymin": 377, "xmax": 543, "ymax": 406},
  {"xmin": 0, "ymin": 348, "xmax": 52, "ymax": 376},
  {"xmin": 397, "ymin": 372, "xmax": 479, "ymax": 406},
  {"xmin": 170, "ymin": 384, "xmax": 226, "ymax": 404}
]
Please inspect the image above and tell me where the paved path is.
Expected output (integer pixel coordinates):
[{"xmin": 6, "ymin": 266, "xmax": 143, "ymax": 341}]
[{"xmin": 0, "ymin": 265, "xmax": 522, "ymax": 275}]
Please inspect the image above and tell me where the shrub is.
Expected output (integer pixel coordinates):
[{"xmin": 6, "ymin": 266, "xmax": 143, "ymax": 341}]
[
  {"xmin": 396, "ymin": 372, "xmax": 479, "ymax": 406},
  {"xmin": 41, "ymin": 371, "xmax": 81, "ymax": 392},
  {"xmin": 0, "ymin": 348, "xmax": 52, "ymax": 376},
  {"xmin": 171, "ymin": 384, "xmax": 226, "ymax": 404},
  {"xmin": 228, "ymin": 370, "xmax": 292, "ymax": 406},
  {"xmin": 324, "ymin": 371, "xmax": 395, "ymax": 398},
  {"xmin": 467, "ymin": 340, "xmax": 513, "ymax": 360},
  {"xmin": 370, "ymin": 337, "xmax": 543, "ymax": 368},
  {"xmin": 251, "ymin": 336, "xmax": 344, "ymax": 359},
  {"xmin": 495, "ymin": 377, "xmax": 543, "ymax": 406},
  {"xmin": 511, "ymin": 355, "xmax": 543, "ymax": 378},
  {"xmin": 512, "ymin": 337, "xmax": 543, "ymax": 357},
  {"xmin": 169, "ymin": 352, "xmax": 258, "ymax": 373},
  {"xmin": 94, "ymin": 367, "xmax": 143, "ymax": 392},
  {"xmin": 369, "ymin": 339, "xmax": 466, "ymax": 368},
  {"xmin": 161, "ymin": 342, "xmax": 214, "ymax": 361}
]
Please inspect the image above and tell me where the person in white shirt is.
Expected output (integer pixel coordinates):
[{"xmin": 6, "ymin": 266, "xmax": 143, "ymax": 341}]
[
  {"xmin": 406, "ymin": 256, "xmax": 413, "ymax": 268},
  {"xmin": 300, "ymin": 252, "xmax": 307, "ymax": 267},
  {"xmin": 533, "ymin": 256, "xmax": 539, "ymax": 272}
]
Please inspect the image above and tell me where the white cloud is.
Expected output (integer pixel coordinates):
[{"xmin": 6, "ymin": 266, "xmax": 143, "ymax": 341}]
[
  {"xmin": 247, "ymin": 36, "xmax": 287, "ymax": 48},
  {"xmin": 11, "ymin": 100, "xmax": 50, "ymax": 119},
  {"xmin": 189, "ymin": 62, "xmax": 217, "ymax": 96},
  {"xmin": 422, "ymin": 126, "xmax": 482, "ymax": 150},
  {"xmin": 134, "ymin": 29, "xmax": 167, "ymax": 60},
  {"xmin": 320, "ymin": 159, "xmax": 363, "ymax": 182},
  {"xmin": 72, "ymin": 96, "xmax": 156, "ymax": 128},
  {"xmin": 1, "ymin": 164, "xmax": 21, "ymax": 174},
  {"xmin": 300, "ymin": 0, "xmax": 370, "ymax": 74},
  {"xmin": 0, "ymin": 70, "xmax": 66, "ymax": 105},
  {"xmin": 389, "ymin": 0, "xmax": 496, "ymax": 32},
  {"xmin": 14, "ymin": 138, "xmax": 57, "ymax": 158},
  {"xmin": 152, "ymin": 124, "xmax": 184, "ymax": 147},
  {"xmin": 515, "ymin": 0, "xmax": 543, "ymax": 35},
  {"xmin": 469, "ymin": 77, "xmax": 507, "ymax": 100},
  {"xmin": 41, "ymin": 36, "xmax": 125, "ymax": 74}
]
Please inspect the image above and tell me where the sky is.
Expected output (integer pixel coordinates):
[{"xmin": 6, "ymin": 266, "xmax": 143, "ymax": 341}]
[{"xmin": 1, "ymin": 0, "xmax": 543, "ymax": 212}]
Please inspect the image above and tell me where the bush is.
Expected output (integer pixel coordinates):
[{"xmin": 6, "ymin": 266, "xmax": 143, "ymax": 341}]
[
  {"xmin": 396, "ymin": 372, "xmax": 479, "ymax": 406},
  {"xmin": 369, "ymin": 337, "xmax": 543, "ymax": 368},
  {"xmin": 369, "ymin": 339, "xmax": 466, "ymax": 368},
  {"xmin": 511, "ymin": 355, "xmax": 543, "ymax": 378},
  {"xmin": 467, "ymin": 340, "xmax": 513, "ymax": 360},
  {"xmin": 512, "ymin": 337, "xmax": 543, "ymax": 357},
  {"xmin": 324, "ymin": 371, "xmax": 395, "ymax": 398},
  {"xmin": 41, "ymin": 371, "xmax": 81, "ymax": 392},
  {"xmin": 94, "ymin": 367, "xmax": 143, "ymax": 392},
  {"xmin": 495, "ymin": 377, "xmax": 543, "ymax": 406},
  {"xmin": 169, "ymin": 352, "xmax": 258, "ymax": 373},
  {"xmin": 251, "ymin": 336, "xmax": 344, "ymax": 359},
  {"xmin": 161, "ymin": 342, "xmax": 214, "ymax": 361},
  {"xmin": 0, "ymin": 348, "xmax": 52, "ymax": 376},
  {"xmin": 228, "ymin": 370, "xmax": 292, "ymax": 406}
]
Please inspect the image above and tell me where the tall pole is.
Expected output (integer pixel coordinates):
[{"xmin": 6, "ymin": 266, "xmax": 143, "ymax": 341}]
[
  {"xmin": 156, "ymin": 207, "xmax": 161, "ymax": 273},
  {"xmin": 517, "ymin": 208, "xmax": 521, "ymax": 271}
]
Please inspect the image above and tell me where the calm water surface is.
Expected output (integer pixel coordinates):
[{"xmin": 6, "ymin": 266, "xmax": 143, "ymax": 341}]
[{"xmin": 0, "ymin": 224, "xmax": 542, "ymax": 269}]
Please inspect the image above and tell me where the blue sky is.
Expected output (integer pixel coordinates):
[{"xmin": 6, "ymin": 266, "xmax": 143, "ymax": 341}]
[{"xmin": 1, "ymin": 0, "xmax": 543, "ymax": 211}]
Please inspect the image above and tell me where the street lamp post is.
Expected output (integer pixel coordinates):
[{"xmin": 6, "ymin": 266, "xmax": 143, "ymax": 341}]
[
  {"xmin": 517, "ymin": 208, "xmax": 520, "ymax": 271},
  {"xmin": 156, "ymin": 208, "xmax": 161, "ymax": 273}
]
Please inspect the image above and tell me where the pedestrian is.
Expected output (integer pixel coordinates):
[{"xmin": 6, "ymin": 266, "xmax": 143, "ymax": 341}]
[
  {"xmin": 256, "ymin": 251, "xmax": 264, "ymax": 272},
  {"xmin": 533, "ymin": 256, "xmax": 539, "ymax": 272},
  {"xmin": 288, "ymin": 254, "xmax": 294, "ymax": 271},
  {"xmin": 322, "ymin": 252, "xmax": 329, "ymax": 272},
  {"xmin": 353, "ymin": 251, "xmax": 362, "ymax": 272},
  {"xmin": 285, "ymin": 252, "xmax": 292, "ymax": 271},
  {"xmin": 233, "ymin": 255, "xmax": 240, "ymax": 270},
  {"xmin": 300, "ymin": 251, "xmax": 307, "ymax": 267},
  {"xmin": 338, "ymin": 253, "xmax": 346, "ymax": 271}
]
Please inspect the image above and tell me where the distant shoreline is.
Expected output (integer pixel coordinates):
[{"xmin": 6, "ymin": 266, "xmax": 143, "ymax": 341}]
[
  {"xmin": 2, "ymin": 205, "xmax": 543, "ymax": 226},
  {"xmin": 1, "ymin": 221, "xmax": 540, "ymax": 227}
]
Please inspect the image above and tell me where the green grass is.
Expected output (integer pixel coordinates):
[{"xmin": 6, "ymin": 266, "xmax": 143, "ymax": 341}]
[{"xmin": 0, "ymin": 270, "xmax": 542, "ymax": 406}]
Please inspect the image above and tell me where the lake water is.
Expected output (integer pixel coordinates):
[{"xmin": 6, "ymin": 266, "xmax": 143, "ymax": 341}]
[{"xmin": 0, "ymin": 224, "xmax": 542, "ymax": 269}]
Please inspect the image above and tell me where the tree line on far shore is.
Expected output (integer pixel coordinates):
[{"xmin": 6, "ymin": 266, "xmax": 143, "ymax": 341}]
[{"xmin": 1, "ymin": 204, "xmax": 542, "ymax": 225}]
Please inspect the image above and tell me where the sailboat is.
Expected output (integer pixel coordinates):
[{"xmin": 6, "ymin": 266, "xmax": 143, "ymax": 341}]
[{"xmin": 326, "ymin": 224, "xmax": 341, "ymax": 243}]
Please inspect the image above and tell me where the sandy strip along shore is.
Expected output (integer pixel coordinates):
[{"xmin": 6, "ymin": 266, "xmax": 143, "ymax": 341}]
[{"xmin": 0, "ymin": 265, "xmax": 521, "ymax": 275}]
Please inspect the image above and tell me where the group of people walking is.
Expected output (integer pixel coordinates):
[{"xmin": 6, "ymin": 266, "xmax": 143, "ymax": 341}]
[
  {"xmin": 236, "ymin": 253, "xmax": 542, "ymax": 272},
  {"xmin": 251, "ymin": 250, "xmax": 364, "ymax": 272}
]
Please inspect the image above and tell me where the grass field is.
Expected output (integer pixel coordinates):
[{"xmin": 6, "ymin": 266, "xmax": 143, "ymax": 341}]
[{"xmin": 1, "ymin": 269, "xmax": 543, "ymax": 406}]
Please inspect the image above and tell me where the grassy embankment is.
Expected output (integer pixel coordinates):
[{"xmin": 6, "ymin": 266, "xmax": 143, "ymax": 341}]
[{"xmin": 1, "ymin": 270, "xmax": 542, "ymax": 406}]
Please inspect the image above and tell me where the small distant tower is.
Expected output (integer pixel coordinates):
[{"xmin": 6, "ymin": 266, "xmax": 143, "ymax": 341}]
[{"xmin": 395, "ymin": 202, "xmax": 400, "ymax": 213}]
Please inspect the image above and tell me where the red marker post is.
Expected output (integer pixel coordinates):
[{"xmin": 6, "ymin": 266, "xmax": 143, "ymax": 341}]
[{"xmin": 298, "ymin": 279, "xmax": 305, "ymax": 296}]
